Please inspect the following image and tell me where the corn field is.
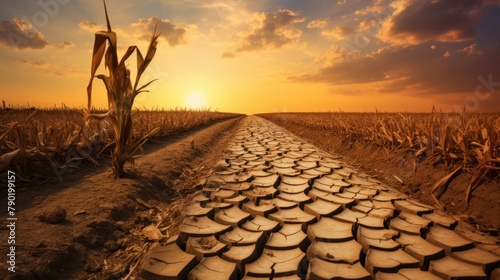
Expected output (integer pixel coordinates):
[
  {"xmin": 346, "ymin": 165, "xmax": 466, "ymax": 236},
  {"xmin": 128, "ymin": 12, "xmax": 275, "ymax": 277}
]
[
  {"xmin": 258, "ymin": 111, "xmax": 500, "ymax": 205},
  {"xmin": 0, "ymin": 107, "xmax": 241, "ymax": 180}
]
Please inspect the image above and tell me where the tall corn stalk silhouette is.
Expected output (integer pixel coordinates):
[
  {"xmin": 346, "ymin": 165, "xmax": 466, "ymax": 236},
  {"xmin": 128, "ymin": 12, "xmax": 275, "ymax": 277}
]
[{"xmin": 86, "ymin": 0, "xmax": 160, "ymax": 178}]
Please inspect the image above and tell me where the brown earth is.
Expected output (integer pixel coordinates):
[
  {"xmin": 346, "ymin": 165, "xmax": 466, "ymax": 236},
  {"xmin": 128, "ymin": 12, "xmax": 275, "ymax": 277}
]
[
  {"xmin": 0, "ymin": 116, "xmax": 244, "ymax": 280},
  {"xmin": 262, "ymin": 117, "xmax": 500, "ymax": 230},
  {"xmin": 1, "ymin": 114, "xmax": 499, "ymax": 279}
]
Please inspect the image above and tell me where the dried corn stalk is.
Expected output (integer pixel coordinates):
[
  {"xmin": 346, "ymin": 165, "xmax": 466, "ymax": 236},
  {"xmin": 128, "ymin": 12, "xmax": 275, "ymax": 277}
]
[{"xmin": 86, "ymin": 0, "xmax": 161, "ymax": 178}]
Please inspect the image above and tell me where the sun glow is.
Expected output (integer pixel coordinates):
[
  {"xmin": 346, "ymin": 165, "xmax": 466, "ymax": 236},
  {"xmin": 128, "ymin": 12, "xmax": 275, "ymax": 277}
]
[{"xmin": 186, "ymin": 92, "xmax": 205, "ymax": 109}]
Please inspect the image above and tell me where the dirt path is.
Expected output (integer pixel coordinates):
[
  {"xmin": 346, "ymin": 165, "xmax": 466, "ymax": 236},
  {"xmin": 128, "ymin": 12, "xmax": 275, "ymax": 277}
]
[
  {"xmin": 0, "ymin": 116, "xmax": 244, "ymax": 280},
  {"xmin": 140, "ymin": 116, "xmax": 500, "ymax": 280}
]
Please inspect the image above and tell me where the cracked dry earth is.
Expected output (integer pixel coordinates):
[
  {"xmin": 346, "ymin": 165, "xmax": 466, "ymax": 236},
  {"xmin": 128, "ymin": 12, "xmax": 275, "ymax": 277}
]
[{"xmin": 140, "ymin": 116, "xmax": 500, "ymax": 280}]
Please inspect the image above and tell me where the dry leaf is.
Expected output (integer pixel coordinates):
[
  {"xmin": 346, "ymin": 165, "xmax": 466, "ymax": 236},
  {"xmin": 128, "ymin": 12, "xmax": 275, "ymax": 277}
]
[
  {"xmin": 141, "ymin": 224, "xmax": 164, "ymax": 241},
  {"xmin": 431, "ymin": 167, "xmax": 461, "ymax": 208},
  {"xmin": 0, "ymin": 149, "xmax": 21, "ymax": 170}
]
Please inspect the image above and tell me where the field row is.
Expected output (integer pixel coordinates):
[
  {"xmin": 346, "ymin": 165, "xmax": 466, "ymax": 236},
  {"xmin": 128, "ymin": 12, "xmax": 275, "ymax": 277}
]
[
  {"xmin": 258, "ymin": 112, "xmax": 500, "ymax": 204},
  {"xmin": 0, "ymin": 108, "xmax": 241, "ymax": 179}
]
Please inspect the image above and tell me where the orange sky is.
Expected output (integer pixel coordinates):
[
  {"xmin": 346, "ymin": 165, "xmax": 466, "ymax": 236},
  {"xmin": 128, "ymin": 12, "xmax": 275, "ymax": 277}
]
[{"xmin": 1, "ymin": 0, "xmax": 499, "ymax": 114}]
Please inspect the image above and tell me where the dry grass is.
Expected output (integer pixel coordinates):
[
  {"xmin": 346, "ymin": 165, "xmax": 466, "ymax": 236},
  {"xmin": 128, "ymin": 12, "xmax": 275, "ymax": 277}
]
[
  {"xmin": 0, "ymin": 107, "xmax": 241, "ymax": 181},
  {"xmin": 258, "ymin": 111, "xmax": 500, "ymax": 205}
]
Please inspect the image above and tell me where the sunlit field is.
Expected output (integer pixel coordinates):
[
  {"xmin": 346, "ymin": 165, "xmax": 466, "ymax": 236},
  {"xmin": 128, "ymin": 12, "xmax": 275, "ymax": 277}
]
[
  {"xmin": 1, "ymin": 0, "xmax": 500, "ymax": 279},
  {"xmin": 0, "ymin": 107, "xmax": 241, "ymax": 178}
]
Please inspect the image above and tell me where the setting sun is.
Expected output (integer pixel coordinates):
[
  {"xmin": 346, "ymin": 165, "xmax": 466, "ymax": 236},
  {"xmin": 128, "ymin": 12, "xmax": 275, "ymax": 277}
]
[{"xmin": 186, "ymin": 92, "xmax": 205, "ymax": 109}]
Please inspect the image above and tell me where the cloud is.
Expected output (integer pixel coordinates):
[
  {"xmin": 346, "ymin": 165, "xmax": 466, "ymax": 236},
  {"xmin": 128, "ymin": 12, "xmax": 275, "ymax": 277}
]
[
  {"xmin": 458, "ymin": 43, "xmax": 483, "ymax": 56},
  {"xmin": 79, "ymin": 17, "xmax": 195, "ymax": 47},
  {"xmin": 314, "ymin": 45, "xmax": 363, "ymax": 67},
  {"xmin": 290, "ymin": 43, "xmax": 500, "ymax": 96},
  {"xmin": 20, "ymin": 59, "xmax": 52, "ymax": 70},
  {"xmin": 200, "ymin": 1, "xmax": 252, "ymax": 25},
  {"xmin": 379, "ymin": 0, "xmax": 492, "ymax": 45},
  {"xmin": 79, "ymin": 20, "xmax": 105, "ymax": 32},
  {"xmin": 321, "ymin": 26, "xmax": 355, "ymax": 40},
  {"xmin": 221, "ymin": 51, "xmax": 235, "ymax": 58},
  {"xmin": 359, "ymin": 20, "xmax": 378, "ymax": 32},
  {"xmin": 307, "ymin": 19, "xmax": 328, "ymax": 29},
  {"xmin": 55, "ymin": 41, "xmax": 74, "ymax": 50},
  {"xmin": 53, "ymin": 69, "xmax": 84, "ymax": 77},
  {"xmin": 20, "ymin": 59, "xmax": 83, "ymax": 77},
  {"xmin": 0, "ymin": 18, "xmax": 50, "ymax": 50},
  {"xmin": 132, "ymin": 17, "xmax": 196, "ymax": 47},
  {"xmin": 222, "ymin": 9, "xmax": 305, "ymax": 58},
  {"xmin": 355, "ymin": 0, "xmax": 391, "ymax": 15}
]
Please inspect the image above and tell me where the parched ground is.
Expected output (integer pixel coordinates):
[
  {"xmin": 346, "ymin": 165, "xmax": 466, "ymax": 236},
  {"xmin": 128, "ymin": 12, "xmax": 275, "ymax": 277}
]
[
  {"xmin": 138, "ymin": 116, "xmax": 500, "ymax": 280},
  {"xmin": 0, "ymin": 115, "xmax": 499, "ymax": 279},
  {"xmin": 0, "ymin": 116, "xmax": 244, "ymax": 280}
]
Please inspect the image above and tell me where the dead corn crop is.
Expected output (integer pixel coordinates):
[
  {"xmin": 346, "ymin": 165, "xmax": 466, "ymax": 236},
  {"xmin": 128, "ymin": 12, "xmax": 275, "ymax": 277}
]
[
  {"xmin": 0, "ymin": 107, "xmax": 241, "ymax": 181},
  {"xmin": 259, "ymin": 111, "xmax": 500, "ymax": 206}
]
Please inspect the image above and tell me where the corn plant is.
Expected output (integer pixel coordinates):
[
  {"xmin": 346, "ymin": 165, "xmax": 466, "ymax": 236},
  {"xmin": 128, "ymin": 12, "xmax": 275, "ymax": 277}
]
[{"xmin": 86, "ymin": 0, "xmax": 161, "ymax": 178}]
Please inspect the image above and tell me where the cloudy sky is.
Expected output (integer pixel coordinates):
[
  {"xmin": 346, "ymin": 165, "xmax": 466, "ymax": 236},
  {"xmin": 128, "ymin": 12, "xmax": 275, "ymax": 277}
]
[{"xmin": 1, "ymin": 0, "xmax": 499, "ymax": 113}]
